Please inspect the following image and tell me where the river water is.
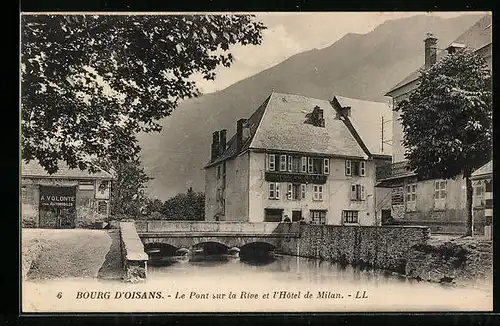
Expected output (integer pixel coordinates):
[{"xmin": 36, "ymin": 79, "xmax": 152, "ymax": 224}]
[{"xmin": 22, "ymin": 254, "xmax": 492, "ymax": 313}]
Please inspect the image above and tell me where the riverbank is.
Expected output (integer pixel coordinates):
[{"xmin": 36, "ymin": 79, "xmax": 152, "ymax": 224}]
[
  {"xmin": 405, "ymin": 235, "xmax": 493, "ymax": 290},
  {"xmin": 22, "ymin": 229, "xmax": 121, "ymax": 280}
]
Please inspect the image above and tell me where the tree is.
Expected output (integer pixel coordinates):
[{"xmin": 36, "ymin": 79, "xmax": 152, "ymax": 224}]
[
  {"xmin": 96, "ymin": 154, "xmax": 152, "ymax": 218},
  {"xmin": 396, "ymin": 48, "xmax": 492, "ymax": 236},
  {"xmin": 162, "ymin": 189, "xmax": 205, "ymax": 220},
  {"xmin": 21, "ymin": 15, "xmax": 266, "ymax": 173}
]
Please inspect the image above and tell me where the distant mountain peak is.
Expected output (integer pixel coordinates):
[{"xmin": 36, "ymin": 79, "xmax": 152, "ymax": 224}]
[{"xmin": 139, "ymin": 13, "xmax": 486, "ymax": 200}]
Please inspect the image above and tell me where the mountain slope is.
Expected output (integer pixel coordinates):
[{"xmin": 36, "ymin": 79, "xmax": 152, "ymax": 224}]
[{"xmin": 137, "ymin": 14, "xmax": 484, "ymax": 200}]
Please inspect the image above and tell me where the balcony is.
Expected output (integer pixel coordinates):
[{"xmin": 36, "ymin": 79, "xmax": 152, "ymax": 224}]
[
  {"xmin": 265, "ymin": 171, "xmax": 327, "ymax": 184},
  {"xmin": 376, "ymin": 161, "xmax": 416, "ymax": 181}
]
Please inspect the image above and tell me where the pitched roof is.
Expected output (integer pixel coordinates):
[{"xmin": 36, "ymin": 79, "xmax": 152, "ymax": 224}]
[
  {"xmin": 206, "ymin": 92, "xmax": 391, "ymax": 167},
  {"xmin": 335, "ymin": 96, "xmax": 392, "ymax": 156},
  {"xmin": 386, "ymin": 14, "xmax": 492, "ymax": 96},
  {"xmin": 248, "ymin": 92, "xmax": 366, "ymax": 157},
  {"xmin": 471, "ymin": 160, "xmax": 492, "ymax": 179},
  {"xmin": 22, "ymin": 160, "xmax": 114, "ymax": 180}
]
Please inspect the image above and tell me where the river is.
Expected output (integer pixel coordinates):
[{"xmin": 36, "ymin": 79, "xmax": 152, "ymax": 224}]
[{"xmin": 22, "ymin": 253, "xmax": 492, "ymax": 313}]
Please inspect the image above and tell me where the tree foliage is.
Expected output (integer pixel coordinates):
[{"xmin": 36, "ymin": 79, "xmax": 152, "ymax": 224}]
[
  {"xmin": 96, "ymin": 154, "xmax": 152, "ymax": 217},
  {"xmin": 396, "ymin": 48, "xmax": 492, "ymax": 179},
  {"xmin": 396, "ymin": 48, "xmax": 492, "ymax": 235},
  {"xmin": 161, "ymin": 189, "xmax": 205, "ymax": 221},
  {"xmin": 21, "ymin": 15, "xmax": 266, "ymax": 173}
]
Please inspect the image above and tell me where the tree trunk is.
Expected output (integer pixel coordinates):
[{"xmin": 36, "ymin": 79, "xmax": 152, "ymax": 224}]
[{"xmin": 465, "ymin": 175, "xmax": 473, "ymax": 236}]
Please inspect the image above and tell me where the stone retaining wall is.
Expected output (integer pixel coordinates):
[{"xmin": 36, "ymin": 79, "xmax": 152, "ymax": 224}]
[
  {"xmin": 279, "ymin": 224, "xmax": 430, "ymax": 273},
  {"xmin": 119, "ymin": 222, "xmax": 148, "ymax": 282}
]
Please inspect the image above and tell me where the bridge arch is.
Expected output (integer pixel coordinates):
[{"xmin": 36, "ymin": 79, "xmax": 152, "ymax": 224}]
[{"xmin": 140, "ymin": 235, "xmax": 279, "ymax": 249}]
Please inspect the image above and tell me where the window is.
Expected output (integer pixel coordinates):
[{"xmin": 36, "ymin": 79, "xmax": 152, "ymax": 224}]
[
  {"xmin": 301, "ymin": 157, "xmax": 307, "ymax": 173},
  {"xmin": 268, "ymin": 182, "xmax": 281, "ymax": 199},
  {"xmin": 345, "ymin": 160, "xmax": 351, "ymax": 176},
  {"xmin": 323, "ymin": 158, "xmax": 330, "ymax": 174},
  {"xmin": 350, "ymin": 184, "xmax": 366, "ymax": 201},
  {"xmin": 97, "ymin": 201, "xmax": 108, "ymax": 215},
  {"xmin": 222, "ymin": 162, "xmax": 226, "ymax": 185},
  {"xmin": 346, "ymin": 160, "xmax": 366, "ymax": 176},
  {"xmin": 264, "ymin": 208, "xmax": 283, "ymax": 222},
  {"xmin": 434, "ymin": 180, "xmax": 447, "ymax": 210},
  {"xmin": 21, "ymin": 186, "xmax": 27, "ymax": 203},
  {"xmin": 310, "ymin": 210, "xmax": 326, "ymax": 225},
  {"xmin": 279, "ymin": 155, "xmax": 287, "ymax": 171},
  {"xmin": 300, "ymin": 184, "xmax": 306, "ymax": 199},
  {"xmin": 267, "ymin": 154, "xmax": 276, "ymax": 171},
  {"xmin": 288, "ymin": 155, "xmax": 293, "ymax": 172},
  {"xmin": 406, "ymin": 183, "xmax": 417, "ymax": 211},
  {"xmin": 308, "ymin": 157, "xmax": 313, "ymax": 174},
  {"xmin": 343, "ymin": 210, "xmax": 359, "ymax": 224},
  {"xmin": 313, "ymin": 185, "xmax": 324, "ymax": 201},
  {"xmin": 473, "ymin": 180, "xmax": 485, "ymax": 207},
  {"xmin": 311, "ymin": 158, "xmax": 323, "ymax": 174},
  {"xmin": 287, "ymin": 183, "xmax": 302, "ymax": 200},
  {"xmin": 291, "ymin": 156, "xmax": 302, "ymax": 173}
]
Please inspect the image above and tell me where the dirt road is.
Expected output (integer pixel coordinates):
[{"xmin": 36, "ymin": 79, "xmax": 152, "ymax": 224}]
[{"xmin": 22, "ymin": 229, "xmax": 121, "ymax": 280}]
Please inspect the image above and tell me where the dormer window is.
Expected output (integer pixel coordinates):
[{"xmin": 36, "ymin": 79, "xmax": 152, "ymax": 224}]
[
  {"xmin": 304, "ymin": 106, "xmax": 325, "ymax": 127},
  {"xmin": 446, "ymin": 43, "xmax": 466, "ymax": 54}
]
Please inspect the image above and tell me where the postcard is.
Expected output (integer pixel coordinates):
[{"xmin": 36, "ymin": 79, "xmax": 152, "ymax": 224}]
[{"xmin": 20, "ymin": 11, "xmax": 493, "ymax": 313}]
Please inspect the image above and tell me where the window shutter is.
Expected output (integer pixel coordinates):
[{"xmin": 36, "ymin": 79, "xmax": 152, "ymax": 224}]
[
  {"xmin": 360, "ymin": 161, "xmax": 366, "ymax": 176},
  {"xmin": 288, "ymin": 156, "xmax": 293, "ymax": 172},
  {"xmin": 269, "ymin": 183, "xmax": 275, "ymax": 199},
  {"xmin": 287, "ymin": 183, "xmax": 292, "ymax": 200},
  {"xmin": 276, "ymin": 183, "xmax": 280, "ymax": 199},
  {"xmin": 360, "ymin": 185, "xmax": 366, "ymax": 200},
  {"xmin": 323, "ymin": 158, "xmax": 330, "ymax": 174},
  {"xmin": 308, "ymin": 158, "xmax": 313, "ymax": 173},
  {"xmin": 350, "ymin": 184, "xmax": 357, "ymax": 200},
  {"xmin": 301, "ymin": 157, "xmax": 307, "ymax": 173},
  {"xmin": 345, "ymin": 160, "xmax": 352, "ymax": 176},
  {"xmin": 268, "ymin": 154, "xmax": 276, "ymax": 171},
  {"xmin": 301, "ymin": 184, "xmax": 306, "ymax": 199}
]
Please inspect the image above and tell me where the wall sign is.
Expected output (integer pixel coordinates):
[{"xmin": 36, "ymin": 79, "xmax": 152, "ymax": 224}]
[
  {"xmin": 265, "ymin": 172, "xmax": 327, "ymax": 184},
  {"xmin": 95, "ymin": 180, "xmax": 110, "ymax": 199},
  {"xmin": 39, "ymin": 186, "xmax": 76, "ymax": 208}
]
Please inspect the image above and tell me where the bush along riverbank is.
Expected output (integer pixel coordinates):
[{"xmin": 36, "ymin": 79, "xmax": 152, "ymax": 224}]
[{"xmin": 404, "ymin": 236, "xmax": 493, "ymax": 289}]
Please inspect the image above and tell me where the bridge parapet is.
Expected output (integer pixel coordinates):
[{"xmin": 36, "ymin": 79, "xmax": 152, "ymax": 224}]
[
  {"xmin": 120, "ymin": 222, "xmax": 148, "ymax": 282},
  {"xmin": 135, "ymin": 221, "xmax": 296, "ymax": 235}
]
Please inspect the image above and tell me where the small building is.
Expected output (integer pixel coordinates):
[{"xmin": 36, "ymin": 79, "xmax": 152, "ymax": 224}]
[
  {"xmin": 21, "ymin": 160, "xmax": 114, "ymax": 228},
  {"xmin": 470, "ymin": 160, "xmax": 493, "ymax": 239},
  {"xmin": 377, "ymin": 14, "xmax": 492, "ymax": 234},
  {"xmin": 204, "ymin": 91, "xmax": 391, "ymax": 225}
]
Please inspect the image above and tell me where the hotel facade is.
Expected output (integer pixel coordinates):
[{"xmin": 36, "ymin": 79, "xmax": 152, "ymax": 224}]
[{"xmin": 204, "ymin": 92, "xmax": 391, "ymax": 225}]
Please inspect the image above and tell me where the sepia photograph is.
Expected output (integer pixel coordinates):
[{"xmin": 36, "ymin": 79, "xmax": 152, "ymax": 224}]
[{"xmin": 20, "ymin": 11, "xmax": 493, "ymax": 313}]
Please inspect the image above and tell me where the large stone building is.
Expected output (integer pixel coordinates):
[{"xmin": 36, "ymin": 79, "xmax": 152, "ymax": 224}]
[
  {"xmin": 204, "ymin": 91, "xmax": 391, "ymax": 225},
  {"xmin": 376, "ymin": 14, "xmax": 492, "ymax": 234},
  {"xmin": 21, "ymin": 160, "xmax": 114, "ymax": 228}
]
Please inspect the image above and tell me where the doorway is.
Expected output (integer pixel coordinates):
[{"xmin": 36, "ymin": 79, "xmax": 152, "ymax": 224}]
[
  {"xmin": 292, "ymin": 210, "xmax": 302, "ymax": 222},
  {"xmin": 39, "ymin": 185, "xmax": 77, "ymax": 229}
]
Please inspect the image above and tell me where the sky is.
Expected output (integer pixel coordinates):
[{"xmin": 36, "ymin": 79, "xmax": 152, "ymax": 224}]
[{"xmin": 192, "ymin": 12, "xmax": 487, "ymax": 94}]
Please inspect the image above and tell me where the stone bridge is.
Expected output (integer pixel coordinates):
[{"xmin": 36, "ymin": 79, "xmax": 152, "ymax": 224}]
[{"xmin": 135, "ymin": 221, "xmax": 300, "ymax": 252}]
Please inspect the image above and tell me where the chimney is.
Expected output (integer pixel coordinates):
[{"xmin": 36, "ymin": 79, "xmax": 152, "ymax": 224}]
[
  {"xmin": 236, "ymin": 118, "xmax": 249, "ymax": 152},
  {"xmin": 211, "ymin": 131, "xmax": 220, "ymax": 160},
  {"xmin": 219, "ymin": 129, "xmax": 227, "ymax": 155},
  {"xmin": 424, "ymin": 32, "xmax": 438, "ymax": 69}
]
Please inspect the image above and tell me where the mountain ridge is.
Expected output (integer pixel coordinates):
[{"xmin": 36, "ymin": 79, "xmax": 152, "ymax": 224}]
[{"xmin": 138, "ymin": 13, "xmax": 484, "ymax": 200}]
